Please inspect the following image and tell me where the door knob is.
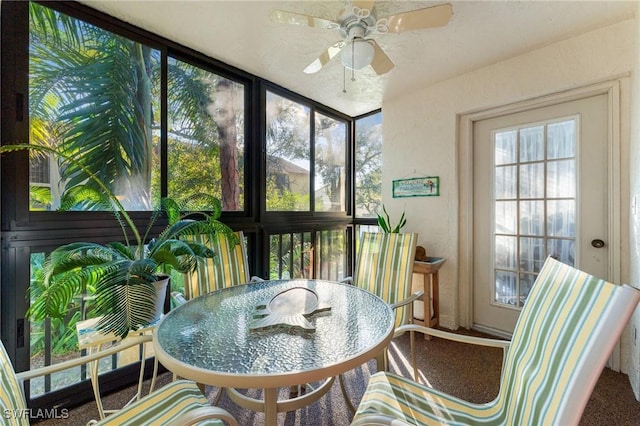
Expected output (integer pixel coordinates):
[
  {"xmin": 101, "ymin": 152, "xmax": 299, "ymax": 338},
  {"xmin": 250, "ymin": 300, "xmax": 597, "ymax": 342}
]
[{"xmin": 591, "ymin": 239, "xmax": 605, "ymax": 248}]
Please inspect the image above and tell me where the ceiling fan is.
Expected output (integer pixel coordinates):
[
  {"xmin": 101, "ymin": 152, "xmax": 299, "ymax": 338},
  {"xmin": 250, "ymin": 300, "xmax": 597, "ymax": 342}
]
[{"xmin": 270, "ymin": 1, "xmax": 453, "ymax": 76}]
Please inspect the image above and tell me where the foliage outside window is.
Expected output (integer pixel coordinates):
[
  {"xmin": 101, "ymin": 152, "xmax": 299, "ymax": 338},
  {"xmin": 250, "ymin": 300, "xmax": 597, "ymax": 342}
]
[
  {"xmin": 355, "ymin": 112, "xmax": 383, "ymax": 218},
  {"xmin": 28, "ymin": 3, "xmax": 245, "ymax": 212},
  {"xmin": 265, "ymin": 91, "xmax": 311, "ymax": 211},
  {"xmin": 167, "ymin": 58, "xmax": 245, "ymax": 211},
  {"xmin": 29, "ymin": 3, "xmax": 161, "ymax": 211},
  {"xmin": 315, "ymin": 113, "xmax": 346, "ymax": 212},
  {"xmin": 265, "ymin": 91, "xmax": 348, "ymax": 213},
  {"xmin": 7, "ymin": 1, "xmax": 358, "ymax": 406}
]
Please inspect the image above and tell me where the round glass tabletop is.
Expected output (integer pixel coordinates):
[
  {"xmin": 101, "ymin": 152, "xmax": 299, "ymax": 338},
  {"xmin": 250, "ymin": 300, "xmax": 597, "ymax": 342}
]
[{"xmin": 154, "ymin": 279, "xmax": 394, "ymax": 388}]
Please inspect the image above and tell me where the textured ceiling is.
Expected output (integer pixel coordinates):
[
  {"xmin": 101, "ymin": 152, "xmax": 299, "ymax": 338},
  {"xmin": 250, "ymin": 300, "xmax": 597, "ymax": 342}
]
[{"xmin": 79, "ymin": 1, "xmax": 637, "ymax": 117}]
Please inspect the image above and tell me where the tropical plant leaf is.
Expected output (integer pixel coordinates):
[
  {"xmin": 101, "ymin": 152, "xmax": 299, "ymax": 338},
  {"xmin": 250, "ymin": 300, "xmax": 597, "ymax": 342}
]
[{"xmin": 377, "ymin": 204, "xmax": 406, "ymax": 233}]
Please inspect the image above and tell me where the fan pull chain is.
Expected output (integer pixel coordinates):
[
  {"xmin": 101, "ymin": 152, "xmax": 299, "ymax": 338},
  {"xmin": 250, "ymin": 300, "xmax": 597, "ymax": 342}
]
[
  {"xmin": 343, "ymin": 66, "xmax": 347, "ymax": 93},
  {"xmin": 351, "ymin": 40, "xmax": 356, "ymax": 82}
]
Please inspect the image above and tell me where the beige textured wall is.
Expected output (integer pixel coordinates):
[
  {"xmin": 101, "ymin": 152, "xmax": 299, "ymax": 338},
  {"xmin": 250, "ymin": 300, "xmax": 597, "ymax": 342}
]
[{"xmin": 383, "ymin": 19, "xmax": 636, "ymax": 377}]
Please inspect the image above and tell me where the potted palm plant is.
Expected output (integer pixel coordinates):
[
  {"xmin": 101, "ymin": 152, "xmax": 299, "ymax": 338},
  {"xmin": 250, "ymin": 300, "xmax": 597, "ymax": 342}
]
[
  {"xmin": 1, "ymin": 143, "xmax": 235, "ymax": 339},
  {"xmin": 377, "ymin": 204, "xmax": 406, "ymax": 233}
]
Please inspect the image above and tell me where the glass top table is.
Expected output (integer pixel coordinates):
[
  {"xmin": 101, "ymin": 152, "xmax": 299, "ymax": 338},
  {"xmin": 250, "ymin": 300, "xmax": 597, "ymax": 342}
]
[{"xmin": 153, "ymin": 279, "xmax": 395, "ymax": 425}]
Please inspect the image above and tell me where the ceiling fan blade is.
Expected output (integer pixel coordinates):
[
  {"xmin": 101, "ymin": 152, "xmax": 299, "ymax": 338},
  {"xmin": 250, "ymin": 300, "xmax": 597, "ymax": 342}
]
[
  {"xmin": 353, "ymin": 1, "xmax": 376, "ymax": 12},
  {"xmin": 270, "ymin": 10, "xmax": 338, "ymax": 29},
  {"xmin": 384, "ymin": 3, "xmax": 453, "ymax": 33},
  {"xmin": 303, "ymin": 42, "xmax": 345, "ymax": 74},
  {"xmin": 370, "ymin": 40, "xmax": 394, "ymax": 75}
]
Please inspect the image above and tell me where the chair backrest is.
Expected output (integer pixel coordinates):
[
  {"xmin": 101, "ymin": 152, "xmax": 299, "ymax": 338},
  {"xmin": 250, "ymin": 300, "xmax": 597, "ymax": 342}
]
[
  {"xmin": 184, "ymin": 231, "xmax": 250, "ymax": 299},
  {"xmin": 353, "ymin": 232, "xmax": 418, "ymax": 328},
  {"xmin": 1, "ymin": 341, "xmax": 29, "ymax": 426},
  {"xmin": 495, "ymin": 256, "xmax": 640, "ymax": 425}
]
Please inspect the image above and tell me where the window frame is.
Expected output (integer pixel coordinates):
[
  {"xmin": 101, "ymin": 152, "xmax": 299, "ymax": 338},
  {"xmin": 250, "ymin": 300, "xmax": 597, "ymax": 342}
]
[{"xmin": 1, "ymin": 0, "xmax": 373, "ymax": 410}]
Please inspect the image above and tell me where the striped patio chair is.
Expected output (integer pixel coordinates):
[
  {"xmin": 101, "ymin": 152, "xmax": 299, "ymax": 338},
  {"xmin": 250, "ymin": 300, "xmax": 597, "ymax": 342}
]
[
  {"xmin": 339, "ymin": 231, "xmax": 419, "ymax": 410},
  {"xmin": 173, "ymin": 231, "xmax": 255, "ymax": 305},
  {"xmin": 351, "ymin": 256, "xmax": 640, "ymax": 426},
  {"xmin": 1, "ymin": 335, "xmax": 238, "ymax": 426},
  {"xmin": 350, "ymin": 232, "xmax": 420, "ymax": 328}
]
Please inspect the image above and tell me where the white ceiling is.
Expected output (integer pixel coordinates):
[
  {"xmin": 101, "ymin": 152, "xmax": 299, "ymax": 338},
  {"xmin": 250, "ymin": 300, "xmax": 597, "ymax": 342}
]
[{"xmin": 79, "ymin": 0, "xmax": 637, "ymax": 117}]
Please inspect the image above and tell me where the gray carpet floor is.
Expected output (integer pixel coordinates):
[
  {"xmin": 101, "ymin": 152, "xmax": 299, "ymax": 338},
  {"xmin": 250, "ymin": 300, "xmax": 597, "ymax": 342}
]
[{"xmin": 36, "ymin": 330, "xmax": 640, "ymax": 425}]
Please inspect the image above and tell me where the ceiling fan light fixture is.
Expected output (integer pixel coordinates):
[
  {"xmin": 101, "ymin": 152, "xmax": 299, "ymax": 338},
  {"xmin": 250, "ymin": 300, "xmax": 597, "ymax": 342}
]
[{"xmin": 341, "ymin": 39, "xmax": 374, "ymax": 70}]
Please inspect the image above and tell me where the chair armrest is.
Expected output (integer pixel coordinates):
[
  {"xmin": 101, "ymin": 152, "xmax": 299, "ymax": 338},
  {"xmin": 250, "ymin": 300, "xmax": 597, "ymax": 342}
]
[
  {"xmin": 394, "ymin": 324, "xmax": 510, "ymax": 365},
  {"xmin": 395, "ymin": 324, "xmax": 510, "ymax": 348},
  {"xmin": 16, "ymin": 335, "xmax": 153, "ymax": 383},
  {"xmin": 340, "ymin": 276, "xmax": 353, "ymax": 285},
  {"xmin": 350, "ymin": 413, "xmax": 413, "ymax": 426},
  {"xmin": 167, "ymin": 406, "xmax": 239, "ymax": 426},
  {"xmin": 390, "ymin": 291, "xmax": 424, "ymax": 310},
  {"xmin": 171, "ymin": 291, "xmax": 188, "ymax": 306}
]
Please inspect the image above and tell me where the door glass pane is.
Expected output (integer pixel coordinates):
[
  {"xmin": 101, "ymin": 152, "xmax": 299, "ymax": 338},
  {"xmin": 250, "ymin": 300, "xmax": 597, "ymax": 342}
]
[
  {"xmin": 29, "ymin": 3, "xmax": 160, "ymax": 211},
  {"xmin": 495, "ymin": 201, "xmax": 517, "ymax": 234},
  {"xmin": 547, "ymin": 238, "xmax": 576, "ymax": 266},
  {"xmin": 494, "ymin": 130, "xmax": 517, "ymax": 165},
  {"xmin": 265, "ymin": 92, "xmax": 311, "ymax": 211},
  {"xmin": 495, "ymin": 235, "xmax": 517, "ymax": 270},
  {"xmin": 495, "ymin": 165, "xmax": 517, "ymax": 199},
  {"xmin": 519, "ymin": 163, "xmax": 544, "ymax": 198},
  {"xmin": 547, "ymin": 200, "xmax": 575, "ymax": 237},
  {"xmin": 495, "ymin": 271, "xmax": 517, "ymax": 306},
  {"xmin": 547, "ymin": 159, "xmax": 576, "ymax": 198},
  {"xmin": 167, "ymin": 57, "xmax": 245, "ymax": 211},
  {"xmin": 315, "ymin": 113, "xmax": 346, "ymax": 212},
  {"xmin": 519, "ymin": 200, "xmax": 544, "ymax": 236},
  {"xmin": 519, "ymin": 125, "xmax": 544, "ymax": 162},
  {"xmin": 492, "ymin": 118, "xmax": 577, "ymax": 309},
  {"xmin": 547, "ymin": 120, "xmax": 575, "ymax": 159},
  {"xmin": 519, "ymin": 273, "xmax": 536, "ymax": 308},
  {"xmin": 519, "ymin": 237, "xmax": 545, "ymax": 273}
]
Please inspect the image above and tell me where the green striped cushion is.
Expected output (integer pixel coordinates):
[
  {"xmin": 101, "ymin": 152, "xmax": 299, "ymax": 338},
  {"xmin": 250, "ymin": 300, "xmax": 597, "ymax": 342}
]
[
  {"xmin": 496, "ymin": 257, "xmax": 619, "ymax": 425},
  {"xmin": 0, "ymin": 343, "xmax": 29, "ymax": 426},
  {"xmin": 353, "ymin": 232, "xmax": 418, "ymax": 327},
  {"xmin": 354, "ymin": 371, "xmax": 497, "ymax": 425},
  {"xmin": 95, "ymin": 380, "xmax": 223, "ymax": 425},
  {"xmin": 353, "ymin": 257, "xmax": 635, "ymax": 425},
  {"xmin": 184, "ymin": 231, "xmax": 249, "ymax": 299}
]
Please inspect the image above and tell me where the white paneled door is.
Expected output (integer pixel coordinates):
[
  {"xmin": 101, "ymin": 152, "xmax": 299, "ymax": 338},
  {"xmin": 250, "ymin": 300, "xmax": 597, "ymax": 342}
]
[{"xmin": 472, "ymin": 94, "xmax": 609, "ymax": 336}]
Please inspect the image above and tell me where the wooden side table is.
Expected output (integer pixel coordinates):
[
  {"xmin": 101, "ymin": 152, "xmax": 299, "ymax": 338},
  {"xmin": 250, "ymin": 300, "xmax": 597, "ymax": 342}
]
[{"xmin": 412, "ymin": 257, "xmax": 446, "ymax": 339}]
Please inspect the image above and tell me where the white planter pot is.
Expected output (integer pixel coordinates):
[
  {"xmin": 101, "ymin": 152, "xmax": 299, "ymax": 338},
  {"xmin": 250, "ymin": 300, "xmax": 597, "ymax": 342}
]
[{"xmin": 152, "ymin": 275, "xmax": 170, "ymax": 322}]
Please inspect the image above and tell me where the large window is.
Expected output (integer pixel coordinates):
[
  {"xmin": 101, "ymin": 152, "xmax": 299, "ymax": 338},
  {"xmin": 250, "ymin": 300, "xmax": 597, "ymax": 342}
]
[
  {"xmin": 29, "ymin": 3, "xmax": 161, "ymax": 211},
  {"xmin": 167, "ymin": 58, "xmax": 245, "ymax": 211},
  {"xmin": 265, "ymin": 92, "xmax": 311, "ymax": 211},
  {"xmin": 3, "ymin": 1, "xmax": 358, "ymax": 409},
  {"xmin": 355, "ymin": 112, "xmax": 382, "ymax": 218},
  {"xmin": 315, "ymin": 113, "xmax": 346, "ymax": 212},
  {"xmin": 264, "ymin": 90, "xmax": 349, "ymax": 280},
  {"xmin": 265, "ymin": 90, "xmax": 348, "ymax": 213}
]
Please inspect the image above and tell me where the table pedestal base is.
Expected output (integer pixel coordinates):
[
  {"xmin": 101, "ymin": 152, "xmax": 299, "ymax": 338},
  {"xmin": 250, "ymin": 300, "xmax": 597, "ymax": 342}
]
[{"xmin": 225, "ymin": 377, "xmax": 335, "ymax": 426}]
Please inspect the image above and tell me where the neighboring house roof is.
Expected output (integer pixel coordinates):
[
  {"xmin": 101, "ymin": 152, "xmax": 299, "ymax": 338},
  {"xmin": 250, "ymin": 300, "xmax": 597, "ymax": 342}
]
[{"xmin": 266, "ymin": 155, "xmax": 309, "ymax": 174}]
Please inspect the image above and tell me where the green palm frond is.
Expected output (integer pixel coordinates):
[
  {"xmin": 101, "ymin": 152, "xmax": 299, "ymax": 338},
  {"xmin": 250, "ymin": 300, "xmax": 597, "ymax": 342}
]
[
  {"xmin": 29, "ymin": 185, "xmax": 53, "ymax": 209},
  {"xmin": 161, "ymin": 197, "xmax": 182, "ymax": 224},
  {"xmin": 59, "ymin": 185, "xmax": 114, "ymax": 211},
  {"xmin": 96, "ymin": 280, "xmax": 157, "ymax": 339},
  {"xmin": 180, "ymin": 193, "xmax": 222, "ymax": 215},
  {"xmin": 106, "ymin": 242, "xmax": 136, "ymax": 260}
]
